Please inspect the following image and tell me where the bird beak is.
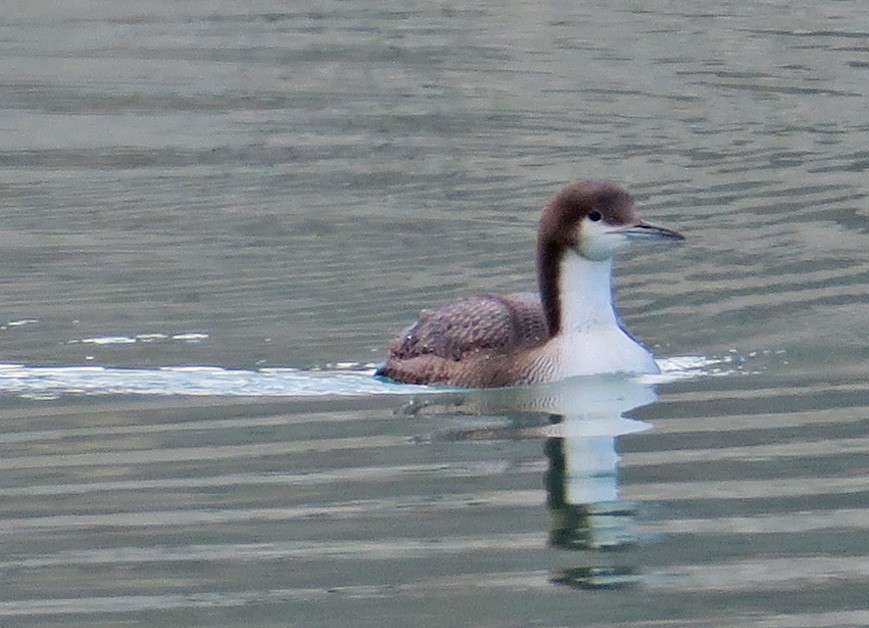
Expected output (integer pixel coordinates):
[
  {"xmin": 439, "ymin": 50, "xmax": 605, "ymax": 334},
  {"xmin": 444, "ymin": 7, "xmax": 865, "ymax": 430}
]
[{"xmin": 616, "ymin": 222, "xmax": 685, "ymax": 242}]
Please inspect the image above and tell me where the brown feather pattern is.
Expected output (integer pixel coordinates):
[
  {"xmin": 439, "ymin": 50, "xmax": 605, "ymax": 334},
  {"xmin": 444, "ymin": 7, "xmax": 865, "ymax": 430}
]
[{"xmin": 377, "ymin": 293, "xmax": 549, "ymax": 386}]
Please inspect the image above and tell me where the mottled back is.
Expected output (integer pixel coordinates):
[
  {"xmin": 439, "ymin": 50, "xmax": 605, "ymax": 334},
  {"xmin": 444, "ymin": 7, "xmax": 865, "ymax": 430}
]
[{"xmin": 378, "ymin": 292, "xmax": 549, "ymax": 385}]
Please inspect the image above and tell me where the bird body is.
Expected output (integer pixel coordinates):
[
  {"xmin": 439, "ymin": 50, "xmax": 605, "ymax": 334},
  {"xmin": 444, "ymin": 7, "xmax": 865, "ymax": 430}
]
[{"xmin": 377, "ymin": 180, "xmax": 684, "ymax": 388}]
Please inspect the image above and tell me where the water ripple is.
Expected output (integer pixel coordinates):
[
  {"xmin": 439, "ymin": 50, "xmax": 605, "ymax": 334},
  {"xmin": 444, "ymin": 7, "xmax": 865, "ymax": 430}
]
[{"xmin": 0, "ymin": 355, "xmax": 728, "ymax": 399}]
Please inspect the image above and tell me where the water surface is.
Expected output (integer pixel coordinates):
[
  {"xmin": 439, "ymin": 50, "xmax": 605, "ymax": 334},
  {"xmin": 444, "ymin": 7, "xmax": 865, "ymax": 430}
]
[{"xmin": 0, "ymin": 1, "xmax": 866, "ymax": 625}]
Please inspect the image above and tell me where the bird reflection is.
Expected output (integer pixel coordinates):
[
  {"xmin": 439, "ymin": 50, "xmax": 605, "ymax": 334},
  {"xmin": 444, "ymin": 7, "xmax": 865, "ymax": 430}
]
[
  {"xmin": 404, "ymin": 374, "xmax": 656, "ymax": 589},
  {"xmin": 540, "ymin": 379, "xmax": 651, "ymax": 547}
]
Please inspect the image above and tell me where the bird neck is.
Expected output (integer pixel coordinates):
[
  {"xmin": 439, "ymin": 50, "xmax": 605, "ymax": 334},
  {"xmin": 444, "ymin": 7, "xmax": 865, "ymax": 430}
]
[{"xmin": 556, "ymin": 252, "xmax": 618, "ymax": 334}]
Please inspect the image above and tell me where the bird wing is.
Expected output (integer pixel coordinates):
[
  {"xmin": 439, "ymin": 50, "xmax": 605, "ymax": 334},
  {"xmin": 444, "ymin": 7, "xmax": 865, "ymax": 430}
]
[{"xmin": 386, "ymin": 292, "xmax": 549, "ymax": 362}]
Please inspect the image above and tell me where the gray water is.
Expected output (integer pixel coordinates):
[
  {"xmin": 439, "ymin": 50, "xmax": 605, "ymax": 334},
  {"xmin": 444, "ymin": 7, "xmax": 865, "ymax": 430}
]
[{"xmin": 1, "ymin": 1, "xmax": 867, "ymax": 625}]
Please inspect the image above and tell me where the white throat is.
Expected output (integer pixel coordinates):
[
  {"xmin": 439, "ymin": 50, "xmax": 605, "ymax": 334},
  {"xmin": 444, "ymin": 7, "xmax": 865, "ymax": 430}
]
[
  {"xmin": 550, "ymin": 250, "xmax": 659, "ymax": 377},
  {"xmin": 558, "ymin": 252, "xmax": 618, "ymax": 332}
]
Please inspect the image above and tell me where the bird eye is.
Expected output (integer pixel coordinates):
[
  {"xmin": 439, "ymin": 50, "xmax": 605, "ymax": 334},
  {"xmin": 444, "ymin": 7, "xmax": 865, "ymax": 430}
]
[{"xmin": 588, "ymin": 210, "xmax": 602, "ymax": 222}]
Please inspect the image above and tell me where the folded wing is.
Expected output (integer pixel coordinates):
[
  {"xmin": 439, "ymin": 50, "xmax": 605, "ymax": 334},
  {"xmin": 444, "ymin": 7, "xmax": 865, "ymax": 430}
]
[{"xmin": 378, "ymin": 292, "xmax": 549, "ymax": 385}]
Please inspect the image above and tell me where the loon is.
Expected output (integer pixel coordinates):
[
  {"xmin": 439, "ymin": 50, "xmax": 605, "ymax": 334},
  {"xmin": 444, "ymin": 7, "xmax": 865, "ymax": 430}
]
[{"xmin": 376, "ymin": 180, "xmax": 684, "ymax": 388}]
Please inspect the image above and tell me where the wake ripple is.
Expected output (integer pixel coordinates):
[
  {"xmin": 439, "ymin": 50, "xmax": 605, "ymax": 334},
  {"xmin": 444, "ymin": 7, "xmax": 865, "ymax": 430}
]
[{"xmin": 0, "ymin": 356, "xmax": 731, "ymax": 399}]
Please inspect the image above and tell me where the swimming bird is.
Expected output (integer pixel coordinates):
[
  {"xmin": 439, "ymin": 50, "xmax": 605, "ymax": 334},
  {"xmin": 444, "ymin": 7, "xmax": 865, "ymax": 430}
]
[{"xmin": 376, "ymin": 180, "xmax": 684, "ymax": 387}]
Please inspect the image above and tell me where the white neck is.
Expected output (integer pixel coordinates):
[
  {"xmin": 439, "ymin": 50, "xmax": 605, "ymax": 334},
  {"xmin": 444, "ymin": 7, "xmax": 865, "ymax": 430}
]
[
  {"xmin": 542, "ymin": 250, "xmax": 659, "ymax": 377},
  {"xmin": 557, "ymin": 252, "xmax": 618, "ymax": 333}
]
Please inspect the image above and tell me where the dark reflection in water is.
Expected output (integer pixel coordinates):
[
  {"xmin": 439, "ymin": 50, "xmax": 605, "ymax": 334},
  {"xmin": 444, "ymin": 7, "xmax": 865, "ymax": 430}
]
[
  {"xmin": 541, "ymin": 382, "xmax": 647, "ymax": 590},
  {"xmin": 407, "ymin": 375, "xmax": 657, "ymax": 589},
  {"xmin": 545, "ymin": 436, "xmax": 639, "ymax": 553}
]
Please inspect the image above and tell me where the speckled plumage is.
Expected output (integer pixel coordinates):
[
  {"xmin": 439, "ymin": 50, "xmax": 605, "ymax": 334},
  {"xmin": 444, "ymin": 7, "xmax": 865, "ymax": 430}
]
[{"xmin": 377, "ymin": 292, "xmax": 549, "ymax": 387}]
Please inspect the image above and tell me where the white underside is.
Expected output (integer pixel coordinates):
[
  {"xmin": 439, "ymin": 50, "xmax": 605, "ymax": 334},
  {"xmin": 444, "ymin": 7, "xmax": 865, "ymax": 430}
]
[
  {"xmin": 546, "ymin": 251, "xmax": 659, "ymax": 379},
  {"xmin": 552, "ymin": 325, "xmax": 659, "ymax": 378}
]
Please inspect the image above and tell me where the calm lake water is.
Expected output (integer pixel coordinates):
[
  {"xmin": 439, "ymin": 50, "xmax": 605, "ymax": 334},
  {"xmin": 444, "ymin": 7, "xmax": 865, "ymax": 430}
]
[{"xmin": 1, "ymin": 1, "xmax": 867, "ymax": 626}]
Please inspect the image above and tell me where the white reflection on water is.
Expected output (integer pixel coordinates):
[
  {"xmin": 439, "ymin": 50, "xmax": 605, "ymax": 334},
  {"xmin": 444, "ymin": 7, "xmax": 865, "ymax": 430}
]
[{"xmin": 0, "ymin": 356, "xmax": 728, "ymax": 399}]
